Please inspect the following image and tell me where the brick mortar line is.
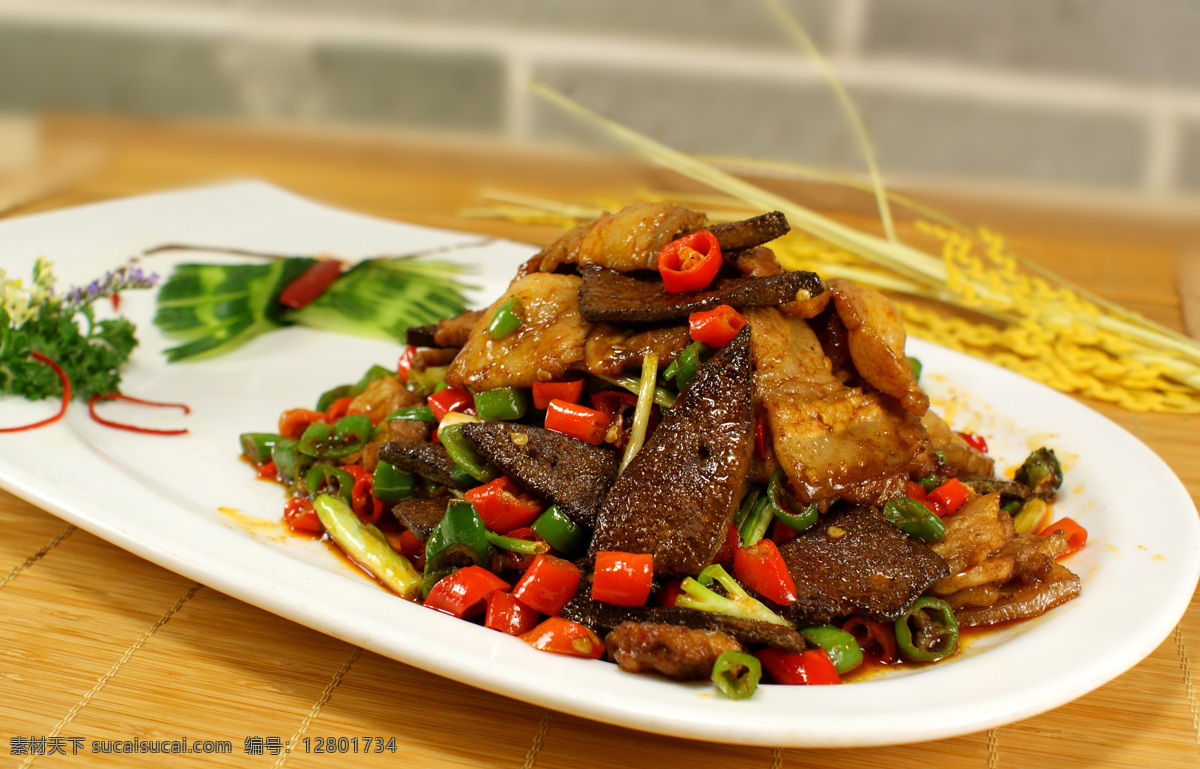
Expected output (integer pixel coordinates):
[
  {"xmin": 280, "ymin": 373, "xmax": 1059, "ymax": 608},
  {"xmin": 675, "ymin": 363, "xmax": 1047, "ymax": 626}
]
[
  {"xmin": 2, "ymin": 1, "xmax": 1200, "ymax": 119},
  {"xmin": 0, "ymin": 524, "xmax": 76, "ymax": 592}
]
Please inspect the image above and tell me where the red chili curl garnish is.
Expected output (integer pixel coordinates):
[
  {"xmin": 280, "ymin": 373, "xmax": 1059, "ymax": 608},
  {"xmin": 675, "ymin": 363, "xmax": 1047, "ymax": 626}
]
[
  {"xmin": 0, "ymin": 352, "xmax": 71, "ymax": 433},
  {"xmin": 88, "ymin": 393, "xmax": 190, "ymax": 435}
]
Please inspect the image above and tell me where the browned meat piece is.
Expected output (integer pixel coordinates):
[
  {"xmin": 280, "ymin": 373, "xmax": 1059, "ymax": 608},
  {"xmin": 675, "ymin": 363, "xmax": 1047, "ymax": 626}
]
[
  {"xmin": 446, "ymin": 273, "xmax": 591, "ymax": 390},
  {"xmin": 378, "ymin": 442, "xmax": 475, "ymax": 490},
  {"xmin": 561, "ymin": 593, "xmax": 807, "ymax": 653},
  {"xmin": 605, "ymin": 622, "xmax": 743, "ymax": 680},
  {"xmin": 929, "ymin": 556, "xmax": 1015, "ymax": 596},
  {"xmin": 727, "ymin": 246, "xmax": 782, "ymax": 277},
  {"xmin": 393, "ymin": 498, "xmax": 448, "ymax": 541},
  {"xmin": 583, "ymin": 323, "xmax": 691, "ymax": 376},
  {"xmin": 920, "ymin": 410, "xmax": 995, "ymax": 479},
  {"xmin": 578, "ymin": 265, "xmax": 825, "ymax": 325},
  {"xmin": 955, "ymin": 562, "xmax": 1080, "ymax": 627},
  {"xmin": 962, "ymin": 478, "xmax": 1032, "ymax": 501},
  {"xmin": 942, "ymin": 584, "xmax": 1001, "ymax": 611},
  {"xmin": 411, "ymin": 347, "xmax": 458, "ymax": 372},
  {"xmin": 361, "ymin": 415, "xmax": 432, "ymax": 473},
  {"xmin": 699, "ymin": 211, "xmax": 790, "ymax": 253},
  {"xmin": 1000, "ymin": 530, "xmax": 1072, "ymax": 584},
  {"xmin": 927, "ymin": 493, "xmax": 1014, "ymax": 576},
  {"xmin": 406, "ymin": 310, "xmax": 485, "ymax": 348},
  {"xmin": 825, "ymin": 279, "xmax": 928, "ymax": 415},
  {"xmin": 348, "ymin": 375, "xmax": 421, "ymax": 423},
  {"xmin": 747, "ymin": 308, "xmax": 931, "ymax": 505},
  {"xmin": 777, "ymin": 505, "xmax": 949, "ymax": 624},
  {"xmin": 460, "ymin": 422, "xmax": 618, "ymax": 528},
  {"xmin": 536, "ymin": 202, "xmax": 706, "ymax": 273},
  {"xmin": 590, "ymin": 328, "xmax": 755, "ymax": 577},
  {"xmin": 808, "ymin": 301, "xmax": 851, "ymax": 372}
]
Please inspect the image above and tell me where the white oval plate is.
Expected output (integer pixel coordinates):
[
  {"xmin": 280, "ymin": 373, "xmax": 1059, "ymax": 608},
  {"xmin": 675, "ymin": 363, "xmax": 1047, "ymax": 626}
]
[{"xmin": 1, "ymin": 182, "xmax": 1196, "ymax": 747}]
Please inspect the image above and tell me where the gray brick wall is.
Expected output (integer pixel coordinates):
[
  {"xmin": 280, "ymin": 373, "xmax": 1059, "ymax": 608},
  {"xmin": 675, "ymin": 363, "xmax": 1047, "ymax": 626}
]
[{"xmin": 0, "ymin": 0, "xmax": 1196, "ymax": 197}]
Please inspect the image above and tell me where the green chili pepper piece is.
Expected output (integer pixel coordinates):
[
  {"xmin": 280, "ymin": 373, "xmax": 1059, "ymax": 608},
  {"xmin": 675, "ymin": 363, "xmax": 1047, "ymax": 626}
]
[
  {"xmin": 297, "ymin": 414, "xmax": 373, "ymax": 459},
  {"xmin": 675, "ymin": 341, "xmax": 710, "ymax": 391},
  {"xmin": 315, "ymin": 383, "xmax": 357, "ymax": 413},
  {"xmin": 916, "ymin": 473, "xmax": 945, "ymax": 493},
  {"xmin": 882, "ymin": 497, "xmax": 947, "ymax": 542},
  {"xmin": 895, "ymin": 596, "xmax": 959, "ymax": 662},
  {"xmin": 531, "ymin": 505, "xmax": 588, "ymax": 556},
  {"xmin": 486, "ymin": 530, "xmax": 550, "ymax": 555},
  {"xmin": 487, "ymin": 296, "xmax": 525, "ymax": 339},
  {"xmin": 908, "ymin": 356, "xmax": 922, "ymax": 381},
  {"xmin": 372, "ymin": 460, "xmax": 416, "ymax": 504},
  {"xmin": 438, "ymin": 423, "xmax": 499, "ymax": 482},
  {"xmin": 304, "ymin": 463, "xmax": 355, "ymax": 504},
  {"xmin": 240, "ymin": 432, "xmax": 286, "ymax": 464},
  {"xmin": 660, "ymin": 358, "xmax": 679, "ymax": 383},
  {"xmin": 1000, "ymin": 498, "xmax": 1023, "ymax": 515},
  {"xmin": 407, "ymin": 365, "xmax": 448, "ymax": 397},
  {"xmin": 354, "ymin": 364, "xmax": 394, "ymax": 391},
  {"xmin": 767, "ymin": 468, "xmax": 818, "ymax": 533},
  {"xmin": 800, "ymin": 625, "xmax": 864, "ymax": 674},
  {"xmin": 380, "ymin": 405, "xmax": 435, "ymax": 423},
  {"xmin": 313, "ymin": 494, "xmax": 421, "ymax": 600},
  {"xmin": 424, "ymin": 499, "xmax": 492, "ymax": 580},
  {"xmin": 473, "ymin": 387, "xmax": 531, "ymax": 421},
  {"xmin": 711, "ymin": 650, "xmax": 761, "ymax": 700},
  {"xmin": 737, "ymin": 494, "xmax": 772, "ymax": 548},
  {"xmin": 270, "ymin": 437, "xmax": 309, "ymax": 485},
  {"xmin": 1014, "ymin": 447, "xmax": 1063, "ymax": 497}
]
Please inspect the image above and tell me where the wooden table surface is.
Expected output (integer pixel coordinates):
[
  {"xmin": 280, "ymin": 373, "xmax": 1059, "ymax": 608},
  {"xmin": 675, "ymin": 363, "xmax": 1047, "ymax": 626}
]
[{"xmin": 3, "ymin": 114, "xmax": 1200, "ymax": 768}]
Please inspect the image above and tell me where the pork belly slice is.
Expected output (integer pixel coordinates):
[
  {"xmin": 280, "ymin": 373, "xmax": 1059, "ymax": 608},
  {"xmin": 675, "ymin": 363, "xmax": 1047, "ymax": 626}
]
[
  {"xmin": 747, "ymin": 308, "xmax": 930, "ymax": 505},
  {"xmin": 777, "ymin": 505, "xmax": 949, "ymax": 625},
  {"xmin": 459, "ymin": 422, "xmax": 618, "ymax": 528},
  {"xmin": 606, "ymin": 622, "xmax": 743, "ymax": 680},
  {"xmin": 536, "ymin": 201, "xmax": 706, "ymax": 273},
  {"xmin": 583, "ymin": 323, "xmax": 691, "ymax": 376},
  {"xmin": 590, "ymin": 327, "xmax": 755, "ymax": 577},
  {"xmin": 406, "ymin": 309, "xmax": 485, "ymax": 348},
  {"xmin": 578, "ymin": 265, "xmax": 825, "ymax": 325},
  {"xmin": 446, "ymin": 273, "xmax": 590, "ymax": 391}
]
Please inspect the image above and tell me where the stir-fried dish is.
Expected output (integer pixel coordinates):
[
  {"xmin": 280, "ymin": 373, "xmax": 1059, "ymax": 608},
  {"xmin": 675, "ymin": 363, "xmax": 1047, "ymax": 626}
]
[{"xmin": 241, "ymin": 202, "xmax": 1086, "ymax": 697}]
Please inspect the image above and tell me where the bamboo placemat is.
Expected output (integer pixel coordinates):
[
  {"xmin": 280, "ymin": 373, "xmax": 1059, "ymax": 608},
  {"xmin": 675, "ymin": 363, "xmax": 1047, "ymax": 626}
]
[{"xmin": 2, "ymin": 114, "xmax": 1199, "ymax": 768}]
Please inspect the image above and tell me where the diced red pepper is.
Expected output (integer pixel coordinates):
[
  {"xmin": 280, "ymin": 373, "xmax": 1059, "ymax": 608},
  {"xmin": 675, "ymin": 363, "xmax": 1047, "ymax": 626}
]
[
  {"xmin": 428, "ymin": 387, "xmax": 474, "ymax": 422},
  {"xmin": 532, "ymin": 379, "xmax": 585, "ymax": 410},
  {"xmin": 465, "ymin": 476, "xmax": 544, "ymax": 533},
  {"xmin": 499, "ymin": 526, "xmax": 542, "ymax": 571},
  {"xmin": 283, "ymin": 497, "xmax": 322, "ymax": 536},
  {"xmin": 841, "ymin": 616, "xmax": 899, "ymax": 663},
  {"xmin": 544, "ymin": 399, "xmax": 611, "ymax": 446},
  {"xmin": 958, "ymin": 432, "xmax": 988, "ymax": 453},
  {"xmin": 397, "ymin": 345, "xmax": 417, "ymax": 384},
  {"xmin": 279, "ymin": 258, "xmax": 343, "ymax": 310},
  {"xmin": 906, "ymin": 481, "xmax": 928, "ymax": 502},
  {"xmin": 591, "ymin": 551, "xmax": 654, "ymax": 607},
  {"xmin": 928, "ymin": 478, "xmax": 970, "ymax": 516},
  {"xmin": 397, "ymin": 529, "xmax": 424, "ymax": 559},
  {"xmin": 325, "ymin": 396, "xmax": 355, "ymax": 422},
  {"xmin": 591, "ymin": 390, "xmax": 637, "ymax": 417},
  {"xmin": 484, "ymin": 591, "xmax": 541, "ymax": 636},
  {"xmin": 770, "ymin": 518, "xmax": 800, "ymax": 545},
  {"xmin": 519, "ymin": 617, "xmax": 605, "ymax": 659},
  {"xmin": 733, "ymin": 539, "xmax": 798, "ymax": 605},
  {"xmin": 278, "ymin": 408, "xmax": 327, "ymax": 440},
  {"xmin": 1038, "ymin": 517, "xmax": 1088, "ymax": 559},
  {"xmin": 342, "ymin": 464, "xmax": 383, "ymax": 524},
  {"xmin": 688, "ymin": 305, "xmax": 747, "ymax": 347},
  {"xmin": 657, "ymin": 230, "xmax": 722, "ymax": 293},
  {"xmin": 424, "ymin": 566, "xmax": 510, "ymax": 619},
  {"xmin": 256, "ymin": 460, "xmax": 278, "ymax": 480},
  {"xmin": 656, "ymin": 578, "xmax": 686, "ymax": 608},
  {"xmin": 511, "ymin": 554, "xmax": 581, "ymax": 615},
  {"xmin": 755, "ymin": 648, "xmax": 841, "ymax": 685},
  {"xmin": 713, "ymin": 524, "xmax": 741, "ymax": 568}
]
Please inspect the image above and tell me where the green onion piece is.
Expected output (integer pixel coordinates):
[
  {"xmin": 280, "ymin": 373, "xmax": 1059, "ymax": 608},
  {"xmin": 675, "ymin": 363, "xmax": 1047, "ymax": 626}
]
[
  {"xmin": 313, "ymin": 494, "xmax": 421, "ymax": 600},
  {"xmin": 711, "ymin": 651, "xmax": 761, "ymax": 700},
  {"xmin": 487, "ymin": 296, "xmax": 525, "ymax": 339},
  {"xmin": 738, "ymin": 493, "xmax": 773, "ymax": 548},
  {"xmin": 270, "ymin": 438, "xmax": 309, "ymax": 485},
  {"xmin": 676, "ymin": 564, "xmax": 791, "ymax": 627},
  {"xmin": 304, "ymin": 463, "xmax": 355, "ymax": 504},
  {"xmin": 734, "ymin": 485, "xmax": 763, "ymax": 530},
  {"xmin": 438, "ymin": 423, "xmax": 499, "ymax": 482},
  {"xmin": 407, "ymin": 365, "xmax": 448, "ymax": 397},
  {"xmin": 1012, "ymin": 498, "xmax": 1050, "ymax": 535},
  {"xmin": 800, "ymin": 625, "xmax": 864, "ymax": 674},
  {"xmin": 881, "ymin": 497, "xmax": 947, "ymax": 542},
  {"xmin": 297, "ymin": 414, "xmax": 373, "ymax": 459},
  {"xmin": 240, "ymin": 432, "xmax": 286, "ymax": 464},
  {"xmin": 619, "ymin": 353, "xmax": 660, "ymax": 473},
  {"xmin": 486, "ymin": 530, "xmax": 550, "ymax": 555},
  {"xmin": 315, "ymin": 384, "xmax": 356, "ymax": 413},
  {"xmin": 766, "ymin": 468, "xmax": 818, "ymax": 534},
  {"xmin": 908, "ymin": 356, "xmax": 922, "ymax": 381},
  {"xmin": 473, "ymin": 387, "xmax": 531, "ymax": 421},
  {"xmin": 660, "ymin": 358, "xmax": 679, "ymax": 383},
  {"xmin": 675, "ymin": 341, "xmax": 710, "ymax": 391},
  {"xmin": 915, "ymin": 473, "xmax": 945, "ymax": 493},
  {"xmin": 531, "ymin": 505, "xmax": 588, "ymax": 556},
  {"xmin": 373, "ymin": 460, "xmax": 416, "ymax": 504},
  {"xmin": 895, "ymin": 597, "xmax": 959, "ymax": 662},
  {"xmin": 591, "ymin": 373, "xmax": 677, "ymax": 408}
]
